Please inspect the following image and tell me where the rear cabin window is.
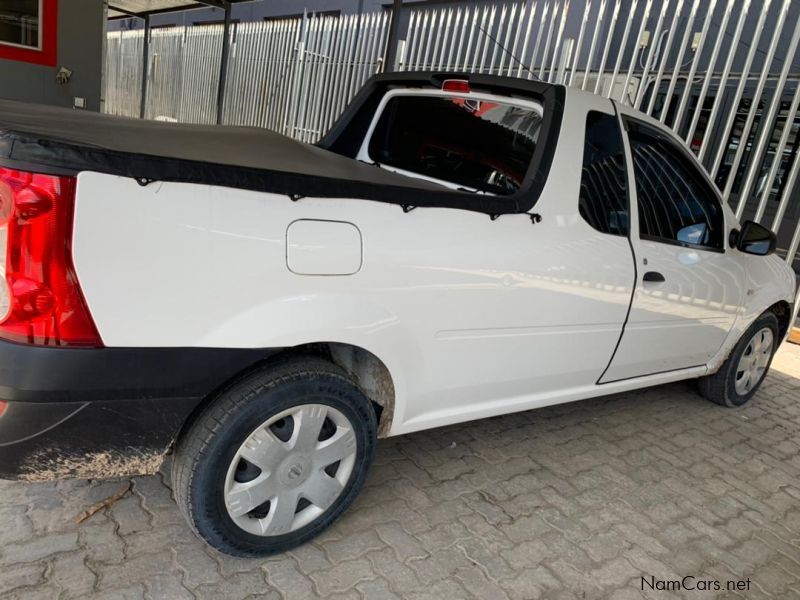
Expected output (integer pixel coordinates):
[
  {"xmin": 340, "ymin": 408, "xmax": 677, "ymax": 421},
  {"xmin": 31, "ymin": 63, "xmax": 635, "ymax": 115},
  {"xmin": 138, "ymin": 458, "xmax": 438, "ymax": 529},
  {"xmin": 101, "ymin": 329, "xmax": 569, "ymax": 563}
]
[
  {"xmin": 579, "ymin": 111, "xmax": 629, "ymax": 236},
  {"xmin": 367, "ymin": 95, "xmax": 542, "ymax": 195}
]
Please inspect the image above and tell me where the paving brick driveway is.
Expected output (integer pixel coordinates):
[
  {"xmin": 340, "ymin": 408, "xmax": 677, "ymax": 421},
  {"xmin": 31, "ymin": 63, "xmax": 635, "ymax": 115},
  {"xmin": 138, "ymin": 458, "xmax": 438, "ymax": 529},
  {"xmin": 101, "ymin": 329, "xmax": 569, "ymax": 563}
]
[{"xmin": 2, "ymin": 346, "xmax": 800, "ymax": 600}]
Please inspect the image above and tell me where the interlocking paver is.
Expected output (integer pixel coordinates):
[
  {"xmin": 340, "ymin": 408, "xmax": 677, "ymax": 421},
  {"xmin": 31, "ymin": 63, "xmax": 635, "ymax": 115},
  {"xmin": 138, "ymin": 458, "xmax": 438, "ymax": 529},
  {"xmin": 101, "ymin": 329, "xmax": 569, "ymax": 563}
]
[
  {"xmin": 48, "ymin": 552, "xmax": 97, "ymax": 598},
  {"xmin": 401, "ymin": 578, "xmax": 471, "ymax": 600},
  {"xmin": 0, "ymin": 563, "xmax": 47, "ymax": 596},
  {"xmin": 356, "ymin": 578, "xmax": 403, "ymax": 600},
  {"xmin": 171, "ymin": 543, "xmax": 221, "ymax": 588},
  {"xmin": 0, "ymin": 505, "xmax": 34, "ymax": 546},
  {"xmin": 289, "ymin": 543, "xmax": 332, "ymax": 573},
  {"xmin": 309, "ymin": 557, "xmax": 375, "ymax": 596},
  {"xmin": 78, "ymin": 520, "xmax": 126, "ymax": 565},
  {"xmin": 96, "ymin": 550, "xmax": 174, "ymax": 590},
  {"xmin": 367, "ymin": 547, "xmax": 425, "ymax": 594},
  {"xmin": 322, "ymin": 529, "xmax": 385, "ymax": 562},
  {"xmin": 2, "ymin": 532, "xmax": 78, "ymax": 564},
  {"xmin": 262, "ymin": 557, "xmax": 316, "ymax": 600},
  {"xmin": 144, "ymin": 575, "xmax": 195, "ymax": 600},
  {"xmin": 1, "ymin": 345, "xmax": 800, "ymax": 598},
  {"xmin": 500, "ymin": 564, "xmax": 561, "ymax": 599},
  {"xmin": 194, "ymin": 571, "xmax": 278, "ymax": 600}
]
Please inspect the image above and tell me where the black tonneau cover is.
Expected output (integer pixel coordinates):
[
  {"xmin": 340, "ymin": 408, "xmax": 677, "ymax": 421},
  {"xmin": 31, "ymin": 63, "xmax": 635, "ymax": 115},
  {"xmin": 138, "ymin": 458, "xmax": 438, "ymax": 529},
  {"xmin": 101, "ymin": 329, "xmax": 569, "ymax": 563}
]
[
  {"xmin": 0, "ymin": 99, "xmax": 442, "ymax": 192},
  {"xmin": 0, "ymin": 73, "xmax": 563, "ymax": 215}
]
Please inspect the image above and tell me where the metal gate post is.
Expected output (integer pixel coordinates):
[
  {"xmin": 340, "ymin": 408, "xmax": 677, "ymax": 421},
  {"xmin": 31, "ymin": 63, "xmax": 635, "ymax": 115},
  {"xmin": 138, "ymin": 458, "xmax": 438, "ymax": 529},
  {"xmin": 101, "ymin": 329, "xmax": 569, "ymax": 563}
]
[
  {"xmin": 557, "ymin": 38, "xmax": 574, "ymax": 85},
  {"xmin": 384, "ymin": 0, "xmax": 403, "ymax": 72},
  {"xmin": 139, "ymin": 15, "xmax": 151, "ymax": 119},
  {"xmin": 216, "ymin": 3, "xmax": 233, "ymax": 124},
  {"xmin": 394, "ymin": 39, "xmax": 407, "ymax": 71},
  {"xmin": 284, "ymin": 12, "xmax": 309, "ymax": 138}
]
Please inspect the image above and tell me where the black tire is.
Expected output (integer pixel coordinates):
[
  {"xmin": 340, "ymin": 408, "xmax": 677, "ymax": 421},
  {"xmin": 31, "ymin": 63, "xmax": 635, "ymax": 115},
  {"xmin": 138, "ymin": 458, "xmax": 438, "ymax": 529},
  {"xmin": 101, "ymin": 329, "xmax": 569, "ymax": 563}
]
[
  {"xmin": 172, "ymin": 356, "xmax": 377, "ymax": 557},
  {"xmin": 698, "ymin": 312, "xmax": 780, "ymax": 407}
]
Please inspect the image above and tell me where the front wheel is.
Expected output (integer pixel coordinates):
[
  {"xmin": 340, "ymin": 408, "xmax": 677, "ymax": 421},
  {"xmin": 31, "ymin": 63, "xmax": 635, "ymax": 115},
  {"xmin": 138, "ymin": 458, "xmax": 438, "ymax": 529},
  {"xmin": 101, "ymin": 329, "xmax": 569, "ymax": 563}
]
[
  {"xmin": 698, "ymin": 312, "xmax": 780, "ymax": 407},
  {"xmin": 172, "ymin": 356, "xmax": 377, "ymax": 557}
]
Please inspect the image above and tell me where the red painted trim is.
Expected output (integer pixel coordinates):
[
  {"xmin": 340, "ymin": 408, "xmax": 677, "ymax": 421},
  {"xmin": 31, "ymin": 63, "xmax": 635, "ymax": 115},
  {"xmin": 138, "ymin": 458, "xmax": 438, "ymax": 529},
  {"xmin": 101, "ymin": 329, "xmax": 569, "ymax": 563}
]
[{"xmin": 0, "ymin": 0, "xmax": 58, "ymax": 67}]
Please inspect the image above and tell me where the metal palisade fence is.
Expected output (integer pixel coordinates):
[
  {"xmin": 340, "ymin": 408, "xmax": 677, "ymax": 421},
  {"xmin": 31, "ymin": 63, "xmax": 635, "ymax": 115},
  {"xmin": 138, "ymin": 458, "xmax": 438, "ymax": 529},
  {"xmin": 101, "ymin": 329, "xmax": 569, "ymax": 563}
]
[
  {"xmin": 105, "ymin": 1, "xmax": 800, "ymax": 270},
  {"xmin": 399, "ymin": 1, "xmax": 800, "ymax": 239},
  {"xmin": 105, "ymin": 12, "xmax": 389, "ymax": 141}
]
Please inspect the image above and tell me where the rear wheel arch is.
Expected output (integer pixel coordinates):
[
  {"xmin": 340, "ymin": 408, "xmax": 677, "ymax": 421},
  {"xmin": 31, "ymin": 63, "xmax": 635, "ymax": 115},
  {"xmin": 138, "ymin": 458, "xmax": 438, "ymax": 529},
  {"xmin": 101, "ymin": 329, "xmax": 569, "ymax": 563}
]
[
  {"xmin": 323, "ymin": 342, "xmax": 396, "ymax": 437},
  {"xmin": 173, "ymin": 342, "xmax": 397, "ymax": 452},
  {"xmin": 171, "ymin": 354, "xmax": 378, "ymax": 556}
]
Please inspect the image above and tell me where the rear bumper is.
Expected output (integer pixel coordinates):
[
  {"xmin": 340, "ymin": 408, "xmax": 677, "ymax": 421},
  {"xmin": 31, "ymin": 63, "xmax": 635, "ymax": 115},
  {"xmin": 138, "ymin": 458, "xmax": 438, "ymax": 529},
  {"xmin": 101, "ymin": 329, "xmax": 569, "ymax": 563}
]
[{"xmin": 0, "ymin": 340, "xmax": 279, "ymax": 480}]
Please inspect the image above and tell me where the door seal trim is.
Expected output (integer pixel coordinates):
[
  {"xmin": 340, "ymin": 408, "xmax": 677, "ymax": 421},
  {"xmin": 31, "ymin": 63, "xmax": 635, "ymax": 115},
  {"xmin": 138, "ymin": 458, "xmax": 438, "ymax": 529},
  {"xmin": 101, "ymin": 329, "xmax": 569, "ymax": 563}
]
[
  {"xmin": 598, "ymin": 363, "xmax": 707, "ymax": 385},
  {"xmin": 596, "ymin": 99, "xmax": 637, "ymax": 385}
]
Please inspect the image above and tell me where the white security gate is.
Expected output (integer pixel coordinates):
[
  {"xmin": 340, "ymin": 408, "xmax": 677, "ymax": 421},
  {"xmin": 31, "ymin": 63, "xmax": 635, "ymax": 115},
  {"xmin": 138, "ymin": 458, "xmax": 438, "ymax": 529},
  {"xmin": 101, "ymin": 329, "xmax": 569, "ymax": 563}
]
[
  {"xmin": 399, "ymin": 0, "xmax": 800, "ymax": 257},
  {"xmin": 105, "ymin": 12, "xmax": 389, "ymax": 142},
  {"xmin": 104, "ymin": 30, "xmax": 144, "ymax": 119},
  {"xmin": 105, "ymin": 1, "xmax": 800, "ymax": 281}
]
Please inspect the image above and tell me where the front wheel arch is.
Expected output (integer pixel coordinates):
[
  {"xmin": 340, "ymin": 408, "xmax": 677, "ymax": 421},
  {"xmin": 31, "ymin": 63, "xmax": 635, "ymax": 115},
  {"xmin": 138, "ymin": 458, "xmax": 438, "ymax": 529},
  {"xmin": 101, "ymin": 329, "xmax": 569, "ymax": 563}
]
[
  {"xmin": 699, "ymin": 310, "xmax": 781, "ymax": 407},
  {"xmin": 767, "ymin": 300, "xmax": 792, "ymax": 341}
]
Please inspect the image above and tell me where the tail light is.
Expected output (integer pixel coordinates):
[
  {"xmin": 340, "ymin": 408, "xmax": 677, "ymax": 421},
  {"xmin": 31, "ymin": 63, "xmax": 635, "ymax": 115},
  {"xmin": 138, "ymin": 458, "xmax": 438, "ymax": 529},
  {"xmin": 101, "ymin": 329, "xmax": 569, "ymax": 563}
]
[
  {"xmin": 0, "ymin": 401, "xmax": 6, "ymax": 418},
  {"xmin": 442, "ymin": 78, "xmax": 471, "ymax": 93},
  {"xmin": 0, "ymin": 168, "xmax": 102, "ymax": 347}
]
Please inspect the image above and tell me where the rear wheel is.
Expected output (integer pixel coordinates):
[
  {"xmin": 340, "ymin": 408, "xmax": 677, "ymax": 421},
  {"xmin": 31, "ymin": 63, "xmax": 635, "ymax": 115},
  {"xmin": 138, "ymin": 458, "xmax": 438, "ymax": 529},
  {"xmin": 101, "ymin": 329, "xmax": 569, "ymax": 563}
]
[
  {"xmin": 698, "ymin": 312, "xmax": 779, "ymax": 407},
  {"xmin": 172, "ymin": 356, "xmax": 377, "ymax": 557}
]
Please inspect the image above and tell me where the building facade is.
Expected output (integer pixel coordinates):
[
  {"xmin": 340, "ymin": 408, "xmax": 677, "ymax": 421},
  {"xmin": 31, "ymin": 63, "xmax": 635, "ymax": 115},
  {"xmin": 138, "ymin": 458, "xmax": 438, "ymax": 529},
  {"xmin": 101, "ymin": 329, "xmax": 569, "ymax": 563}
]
[{"xmin": 0, "ymin": 0, "xmax": 105, "ymax": 110}]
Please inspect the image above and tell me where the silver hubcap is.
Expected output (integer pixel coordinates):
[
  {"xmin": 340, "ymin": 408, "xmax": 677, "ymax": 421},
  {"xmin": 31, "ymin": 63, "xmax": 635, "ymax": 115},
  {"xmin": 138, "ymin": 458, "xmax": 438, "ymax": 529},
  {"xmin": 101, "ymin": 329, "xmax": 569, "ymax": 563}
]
[
  {"xmin": 224, "ymin": 404, "xmax": 357, "ymax": 537},
  {"xmin": 734, "ymin": 327, "xmax": 774, "ymax": 396}
]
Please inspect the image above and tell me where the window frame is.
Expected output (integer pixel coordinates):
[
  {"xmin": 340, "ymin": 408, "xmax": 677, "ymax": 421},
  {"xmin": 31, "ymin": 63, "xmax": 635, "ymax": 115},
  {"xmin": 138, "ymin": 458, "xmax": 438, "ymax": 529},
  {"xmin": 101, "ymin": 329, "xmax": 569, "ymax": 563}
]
[
  {"xmin": 317, "ymin": 73, "xmax": 564, "ymax": 216},
  {"xmin": 0, "ymin": 0, "xmax": 42, "ymax": 50},
  {"xmin": 355, "ymin": 88, "xmax": 544, "ymax": 195},
  {"xmin": 0, "ymin": 0, "xmax": 56, "ymax": 67},
  {"xmin": 623, "ymin": 115, "xmax": 727, "ymax": 254}
]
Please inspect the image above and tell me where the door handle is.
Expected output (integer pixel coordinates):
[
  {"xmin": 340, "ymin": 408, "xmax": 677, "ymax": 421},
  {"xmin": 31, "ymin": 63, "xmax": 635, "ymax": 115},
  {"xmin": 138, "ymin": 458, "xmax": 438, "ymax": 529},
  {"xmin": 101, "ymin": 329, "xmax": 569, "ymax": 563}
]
[{"xmin": 643, "ymin": 271, "xmax": 665, "ymax": 283}]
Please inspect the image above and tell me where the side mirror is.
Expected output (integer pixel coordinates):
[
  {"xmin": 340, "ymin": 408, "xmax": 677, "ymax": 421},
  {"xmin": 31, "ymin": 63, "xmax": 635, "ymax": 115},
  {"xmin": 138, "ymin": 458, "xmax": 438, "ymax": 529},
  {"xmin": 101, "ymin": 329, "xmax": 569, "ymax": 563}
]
[{"xmin": 734, "ymin": 220, "xmax": 777, "ymax": 256}]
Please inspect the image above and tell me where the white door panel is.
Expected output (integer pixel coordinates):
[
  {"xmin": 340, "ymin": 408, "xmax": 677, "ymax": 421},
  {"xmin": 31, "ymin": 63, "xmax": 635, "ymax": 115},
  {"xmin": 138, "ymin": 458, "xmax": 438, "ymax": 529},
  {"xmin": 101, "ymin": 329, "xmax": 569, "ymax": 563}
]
[
  {"xmin": 601, "ymin": 111, "xmax": 745, "ymax": 381},
  {"xmin": 602, "ymin": 241, "xmax": 744, "ymax": 380},
  {"xmin": 604, "ymin": 316, "xmax": 734, "ymax": 380}
]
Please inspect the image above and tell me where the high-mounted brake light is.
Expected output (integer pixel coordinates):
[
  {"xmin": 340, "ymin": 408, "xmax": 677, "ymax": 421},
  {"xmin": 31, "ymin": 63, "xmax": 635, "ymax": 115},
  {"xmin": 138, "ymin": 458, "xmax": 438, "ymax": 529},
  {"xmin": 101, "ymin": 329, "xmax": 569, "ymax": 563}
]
[
  {"xmin": 0, "ymin": 168, "xmax": 102, "ymax": 347},
  {"xmin": 442, "ymin": 79, "xmax": 471, "ymax": 94}
]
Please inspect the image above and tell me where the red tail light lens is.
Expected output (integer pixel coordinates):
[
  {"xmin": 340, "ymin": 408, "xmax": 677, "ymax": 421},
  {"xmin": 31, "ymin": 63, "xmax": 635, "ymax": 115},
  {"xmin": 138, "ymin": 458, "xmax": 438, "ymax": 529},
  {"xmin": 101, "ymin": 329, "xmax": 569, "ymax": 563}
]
[
  {"xmin": 442, "ymin": 79, "xmax": 471, "ymax": 93},
  {"xmin": 0, "ymin": 401, "xmax": 6, "ymax": 418},
  {"xmin": 0, "ymin": 180, "xmax": 13, "ymax": 226},
  {"xmin": 0, "ymin": 168, "xmax": 102, "ymax": 347}
]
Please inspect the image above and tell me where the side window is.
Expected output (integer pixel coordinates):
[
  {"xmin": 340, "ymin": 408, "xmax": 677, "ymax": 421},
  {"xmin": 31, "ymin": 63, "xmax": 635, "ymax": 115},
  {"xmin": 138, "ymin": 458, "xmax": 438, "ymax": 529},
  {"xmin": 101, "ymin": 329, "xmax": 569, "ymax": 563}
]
[
  {"xmin": 579, "ymin": 111, "xmax": 629, "ymax": 236},
  {"xmin": 628, "ymin": 121, "xmax": 724, "ymax": 250}
]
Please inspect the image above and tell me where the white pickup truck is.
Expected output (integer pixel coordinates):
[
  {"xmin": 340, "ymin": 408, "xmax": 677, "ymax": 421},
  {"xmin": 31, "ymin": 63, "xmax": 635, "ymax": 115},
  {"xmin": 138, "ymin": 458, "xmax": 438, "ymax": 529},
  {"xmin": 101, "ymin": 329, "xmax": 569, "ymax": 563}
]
[{"xmin": 0, "ymin": 72, "xmax": 793, "ymax": 556}]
